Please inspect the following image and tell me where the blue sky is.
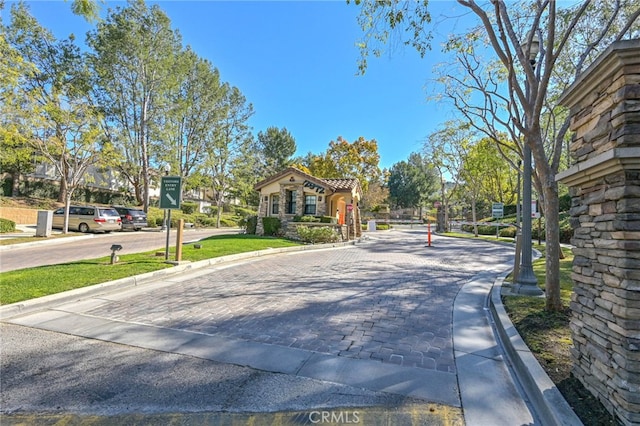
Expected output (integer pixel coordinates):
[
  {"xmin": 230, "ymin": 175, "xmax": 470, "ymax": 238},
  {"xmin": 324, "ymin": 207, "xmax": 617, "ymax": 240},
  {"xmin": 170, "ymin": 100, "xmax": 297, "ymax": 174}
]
[{"xmin": 8, "ymin": 1, "xmax": 471, "ymax": 169}]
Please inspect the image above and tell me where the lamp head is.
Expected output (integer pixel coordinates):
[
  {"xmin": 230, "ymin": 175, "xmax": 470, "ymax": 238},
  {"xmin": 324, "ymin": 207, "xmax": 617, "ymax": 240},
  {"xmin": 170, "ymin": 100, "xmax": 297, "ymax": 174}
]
[
  {"xmin": 522, "ymin": 31, "xmax": 540, "ymax": 63},
  {"xmin": 163, "ymin": 164, "xmax": 171, "ymax": 174}
]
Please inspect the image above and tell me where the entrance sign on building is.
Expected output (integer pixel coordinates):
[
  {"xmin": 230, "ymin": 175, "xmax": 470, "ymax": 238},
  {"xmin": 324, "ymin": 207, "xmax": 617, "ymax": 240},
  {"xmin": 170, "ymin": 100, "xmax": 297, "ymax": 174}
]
[{"xmin": 160, "ymin": 176, "xmax": 182, "ymax": 210}]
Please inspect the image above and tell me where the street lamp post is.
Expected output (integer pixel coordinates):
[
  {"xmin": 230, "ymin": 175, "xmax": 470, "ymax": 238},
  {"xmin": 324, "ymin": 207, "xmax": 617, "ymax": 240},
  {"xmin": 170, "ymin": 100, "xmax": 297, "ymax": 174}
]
[
  {"xmin": 513, "ymin": 159, "xmax": 522, "ymax": 281},
  {"xmin": 515, "ymin": 32, "xmax": 543, "ymax": 296}
]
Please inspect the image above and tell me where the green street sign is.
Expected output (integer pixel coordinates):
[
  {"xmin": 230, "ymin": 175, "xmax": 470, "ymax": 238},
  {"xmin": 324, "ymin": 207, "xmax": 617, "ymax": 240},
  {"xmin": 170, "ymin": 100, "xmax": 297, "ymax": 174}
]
[{"xmin": 160, "ymin": 176, "xmax": 182, "ymax": 209}]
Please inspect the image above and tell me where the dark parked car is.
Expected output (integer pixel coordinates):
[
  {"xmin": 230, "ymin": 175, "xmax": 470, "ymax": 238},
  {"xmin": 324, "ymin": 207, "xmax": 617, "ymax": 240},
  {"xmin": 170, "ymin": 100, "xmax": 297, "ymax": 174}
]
[{"xmin": 112, "ymin": 206, "xmax": 148, "ymax": 231}]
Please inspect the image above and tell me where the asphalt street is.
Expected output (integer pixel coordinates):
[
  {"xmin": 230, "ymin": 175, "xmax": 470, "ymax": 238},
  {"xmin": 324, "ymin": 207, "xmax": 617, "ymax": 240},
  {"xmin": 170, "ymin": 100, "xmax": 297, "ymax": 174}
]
[
  {"xmin": 0, "ymin": 227, "xmax": 239, "ymax": 272},
  {"xmin": 1, "ymin": 230, "xmax": 536, "ymax": 425}
]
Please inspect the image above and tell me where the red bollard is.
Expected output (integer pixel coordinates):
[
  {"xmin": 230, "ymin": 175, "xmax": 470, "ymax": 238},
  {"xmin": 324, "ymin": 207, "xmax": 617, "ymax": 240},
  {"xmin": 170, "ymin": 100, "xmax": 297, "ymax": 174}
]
[{"xmin": 427, "ymin": 223, "xmax": 432, "ymax": 247}]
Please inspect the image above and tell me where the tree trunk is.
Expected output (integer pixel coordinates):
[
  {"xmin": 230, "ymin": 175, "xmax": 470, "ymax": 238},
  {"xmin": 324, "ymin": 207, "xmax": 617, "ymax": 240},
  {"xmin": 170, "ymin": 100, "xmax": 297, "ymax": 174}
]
[
  {"xmin": 63, "ymin": 193, "xmax": 73, "ymax": 234},
  {"xmin": 542, "ymin": 178, "xmax": 563, "ymax": 311},
  {"xmin": 11, "ymin": 172, "xmax": 21, "ymax": 196},
  {"xmin": 216, "ymin": 199, "xmax": 222, "ymax": 228},
  {"xmin": 472, "ymin": 196, "xmax": 478, "ymax": 237}
]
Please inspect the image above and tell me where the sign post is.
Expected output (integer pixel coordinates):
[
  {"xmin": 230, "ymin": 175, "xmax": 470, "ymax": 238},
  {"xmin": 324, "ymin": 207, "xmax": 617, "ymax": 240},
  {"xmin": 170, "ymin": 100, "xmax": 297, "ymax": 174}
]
[
  {"xmin": 492, "ymin": 202, "xmax": 504, "ymax": 239},
  {"xmin": 160, "ymin": 176, "xmax": 182, "ymax": 260}
]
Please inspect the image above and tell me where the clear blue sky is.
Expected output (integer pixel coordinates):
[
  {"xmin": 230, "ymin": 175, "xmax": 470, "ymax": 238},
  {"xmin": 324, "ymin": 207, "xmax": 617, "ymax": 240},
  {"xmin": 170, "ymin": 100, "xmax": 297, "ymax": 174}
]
[{"xmin": 8, "ymin": 1, "xmax": 470, "ymax": 170}]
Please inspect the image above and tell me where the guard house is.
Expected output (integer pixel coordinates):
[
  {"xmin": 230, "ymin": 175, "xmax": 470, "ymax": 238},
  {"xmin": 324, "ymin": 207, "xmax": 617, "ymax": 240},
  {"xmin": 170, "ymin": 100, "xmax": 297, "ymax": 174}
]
[{"xmin": 254, "ymin": 167, "xmax": 363, "ymax": 239}]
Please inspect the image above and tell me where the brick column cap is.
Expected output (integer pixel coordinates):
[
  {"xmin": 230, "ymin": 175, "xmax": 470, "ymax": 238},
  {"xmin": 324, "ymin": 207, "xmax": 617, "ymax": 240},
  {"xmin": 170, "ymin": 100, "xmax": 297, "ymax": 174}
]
[{"xmin": 556, "ymin": 147, "xmax": 640, "ymax": 186}]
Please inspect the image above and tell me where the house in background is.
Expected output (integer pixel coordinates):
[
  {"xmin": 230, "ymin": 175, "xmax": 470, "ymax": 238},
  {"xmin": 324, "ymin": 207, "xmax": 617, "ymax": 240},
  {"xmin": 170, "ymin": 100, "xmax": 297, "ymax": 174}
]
[{"xmin": 254, "ymin": 167, "xmax": 362, "ymax": 239}]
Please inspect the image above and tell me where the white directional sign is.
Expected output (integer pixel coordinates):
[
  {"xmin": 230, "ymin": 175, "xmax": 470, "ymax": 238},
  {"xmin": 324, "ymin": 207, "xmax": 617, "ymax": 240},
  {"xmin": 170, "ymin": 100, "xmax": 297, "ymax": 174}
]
[
  {"xmin": 532, "ymin": 200, "xmax": 541, "ymax": 219},
  {"xmin": 492, "ymin": 202, "xmax": 504, "ymax": 219},
  {"xmin": 160, "ymin": 176, "xmax": 182, "ymax": 209}
]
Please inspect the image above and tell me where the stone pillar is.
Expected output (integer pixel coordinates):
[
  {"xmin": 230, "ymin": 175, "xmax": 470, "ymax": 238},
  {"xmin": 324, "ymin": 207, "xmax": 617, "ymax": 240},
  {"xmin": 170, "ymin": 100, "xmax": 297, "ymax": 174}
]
[
  {"xmin": 317, "ymin": 195, "xmax": 327, "ymax": 216},
  {"xmin": 296, "ymin": 186, "xmax": 304, "ymax": 216},
  {"xmin": 557, "ymin": 39, "xmax": 640, "ymax": 425},
  {"xmin": 256, "ymin": 195, "xmax": 267, "ymax": 236}
]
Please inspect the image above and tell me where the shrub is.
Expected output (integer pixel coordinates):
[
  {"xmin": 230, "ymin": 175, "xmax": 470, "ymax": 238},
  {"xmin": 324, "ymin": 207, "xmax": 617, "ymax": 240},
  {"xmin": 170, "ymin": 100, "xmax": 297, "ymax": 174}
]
[
  {"xmin": 203, "ymin": 206, "xmax": 218, "ymax": 217},
  {"xmin": 219, "ymin": 216, "xmax": 238, "ymax": 227},
  {"xmin": 181, "ymin": 202, "xmax": 198, "ymax": 215},
  {"xmin": 376, "ymin": 224, "xmax": 390, "ymax": 230},
  {"xmin": 234, "ymin": 206, "xmax": 256, "ymax": 218},
  {"xmin": 242, "ymin": 215, "xmax": 257, "ymax": 234},
  {"xmin": 559, "ymin": 193, "xmax": 572, "ymax": 212},
  {"xmin": 0, "ymin": 218, "xmax": 16, "ymax": 233},
  {"xmin": 319, "ymin": 216, "xmax": 334, "ymax": 223},
  {"xmin": 262, "ymin": 217, "xmax": 281, "ymax": 236},
  {"xmin": 462, "ymin": 223, "xmax": 510, "ymax": 235},
  {"xmin": 560, "ymin": 222, "xmax": 573, "ymax": 244},
  {"xmin": 296, "ymin": 225, "xmax": 339, "ymax": 244},
  {"xmin": 198, "ymin": 217, "xmax": 218, "ymax": 227},
  {"xmin": 294, "ymin": 215, "xmax": 320, "ymax": 222},
  {"xmin": 500, "ymin": 226, "xmax": 517, "ymax": 238}
]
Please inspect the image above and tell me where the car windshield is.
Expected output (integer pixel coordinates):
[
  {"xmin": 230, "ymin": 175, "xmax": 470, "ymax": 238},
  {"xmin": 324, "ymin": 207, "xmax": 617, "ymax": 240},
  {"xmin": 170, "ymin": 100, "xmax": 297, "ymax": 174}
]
[
  {"xmin": 131, "ymin": 210, "xmax": 146, "ymax": 216},
  {"xmin": 100, "ymin": 209, "xmax": 120, "ymax": 217}
]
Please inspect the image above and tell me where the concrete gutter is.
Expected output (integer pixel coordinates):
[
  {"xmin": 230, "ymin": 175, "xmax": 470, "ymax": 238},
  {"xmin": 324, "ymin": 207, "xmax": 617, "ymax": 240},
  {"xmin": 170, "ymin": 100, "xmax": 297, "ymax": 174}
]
[{"xmin": 489, "ymin": 275, "xmax": 583, "ymax": 426}]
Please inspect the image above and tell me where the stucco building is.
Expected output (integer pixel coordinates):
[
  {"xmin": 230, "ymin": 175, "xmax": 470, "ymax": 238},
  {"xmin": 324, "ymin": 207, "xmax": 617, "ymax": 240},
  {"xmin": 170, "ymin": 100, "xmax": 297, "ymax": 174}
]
[{"xmin": 254, "ymin": 167, "xmax": 362, "ymax": 239}]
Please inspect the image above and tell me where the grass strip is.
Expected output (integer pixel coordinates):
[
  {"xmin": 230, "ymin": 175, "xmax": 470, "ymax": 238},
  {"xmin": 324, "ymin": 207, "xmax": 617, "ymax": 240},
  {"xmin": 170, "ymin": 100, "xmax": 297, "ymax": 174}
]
[{"xmin": 0, "ymin": 234, "xmax": 299, "ymax": 305}]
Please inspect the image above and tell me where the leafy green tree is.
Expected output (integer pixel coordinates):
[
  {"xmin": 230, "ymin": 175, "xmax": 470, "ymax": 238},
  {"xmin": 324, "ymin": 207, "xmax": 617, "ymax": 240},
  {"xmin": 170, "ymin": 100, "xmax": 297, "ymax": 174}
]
[
  {"xmin": 257, "ymin": 126, "xmax": 297, "ymax": 176},
  {"xmin": 0, "ymin": 13, "xmax": 37, "ymax": 196},
  {"xmin": 306, "ymin": 136, "xmax": 381, "ymax": 194},
  {"xmin": 229, "ymin": 133, "xmax": 261, "ymax": 207},
  {"xmin": 88, "ymin": 0, "xmax": 182, "ymax": 211},
  {"xmin": 154, "ymin": 48, "xmax": 225, "ymax": 194},
  {"xmin": 205, "ymin": 84, "xmax": 254, "ymax": 227},
  {"xmin": 425, "ymin": 121, "xmax": 474, "ymax": 231},
  {"xmin": 388, "ymin": 152, "xmax": 437, "ymax": 214},
  {"xmin": 4, "ymin": 3, "xmax": 111, "ymax": 232},
  {"xmin": 459, "ymin": 138, "xmax": 516, "ymax": 236}
]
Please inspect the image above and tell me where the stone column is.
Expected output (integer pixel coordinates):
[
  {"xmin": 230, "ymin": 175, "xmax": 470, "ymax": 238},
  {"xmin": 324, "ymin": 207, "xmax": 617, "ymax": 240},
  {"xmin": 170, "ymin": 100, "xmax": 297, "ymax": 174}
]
[
  {"xmin": 557, "ymin": 39, "xmax": 640, "ymax": 425},
  {"xmin": 256, "ymin": 195, "xmax": 266, "ymax": 236}
]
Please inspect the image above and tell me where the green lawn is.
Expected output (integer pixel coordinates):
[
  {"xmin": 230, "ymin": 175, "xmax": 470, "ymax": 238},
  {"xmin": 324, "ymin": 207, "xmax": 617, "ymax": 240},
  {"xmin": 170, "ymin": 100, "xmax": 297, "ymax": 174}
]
[{"xmin": 0, "ymin": 234, "xmax": 300, "ymax": 305}]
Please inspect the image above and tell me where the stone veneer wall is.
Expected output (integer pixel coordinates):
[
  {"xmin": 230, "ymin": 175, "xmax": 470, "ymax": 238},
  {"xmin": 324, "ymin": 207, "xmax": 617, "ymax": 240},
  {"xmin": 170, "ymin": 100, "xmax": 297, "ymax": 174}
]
[{"xmin": 557, "ymin": 39, "xmax": 640, "ymax": 425}]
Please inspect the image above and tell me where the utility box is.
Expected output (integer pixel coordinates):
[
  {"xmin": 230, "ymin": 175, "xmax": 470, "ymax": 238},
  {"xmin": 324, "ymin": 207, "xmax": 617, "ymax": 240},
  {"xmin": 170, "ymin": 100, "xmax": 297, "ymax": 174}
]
[
  {"xmin": 367, "ymin": 220, "xmax": 376, "ymax": 232},
  {"xmin": 35, "ymin": 210, "xmax": 52, "ymax": 237}
]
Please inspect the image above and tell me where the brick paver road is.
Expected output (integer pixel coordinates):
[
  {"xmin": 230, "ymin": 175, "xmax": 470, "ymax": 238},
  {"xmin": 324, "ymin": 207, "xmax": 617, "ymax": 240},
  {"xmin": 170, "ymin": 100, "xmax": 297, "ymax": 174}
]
[{"xmin": 83, "ymin": 229, "xmax": 514, "ymax": 374}]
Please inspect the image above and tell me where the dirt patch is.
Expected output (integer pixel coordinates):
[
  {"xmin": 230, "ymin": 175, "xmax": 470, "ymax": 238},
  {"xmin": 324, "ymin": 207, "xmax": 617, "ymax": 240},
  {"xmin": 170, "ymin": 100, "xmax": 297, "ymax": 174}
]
[
  {"xmin": 504, "ymin": 299, "xmax": 618, "ymax": 425},
  {"xmin": 0, "ymin": 196, "xmax": 62, "ymax": 210}
]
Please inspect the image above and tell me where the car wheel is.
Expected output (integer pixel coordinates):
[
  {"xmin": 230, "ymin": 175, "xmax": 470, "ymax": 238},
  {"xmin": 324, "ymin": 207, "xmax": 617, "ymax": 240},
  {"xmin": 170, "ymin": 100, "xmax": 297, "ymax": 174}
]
[
  {"xmin": 134, "ymin": 227, "xmax": 141, "ymax": 231},
  {"xmin": 79, "ymin": 223, "xmax": 89, "ymax": 233},
  {"xmin": 105, "ymin": 231, "xmax": 112, "ymax": 234}
]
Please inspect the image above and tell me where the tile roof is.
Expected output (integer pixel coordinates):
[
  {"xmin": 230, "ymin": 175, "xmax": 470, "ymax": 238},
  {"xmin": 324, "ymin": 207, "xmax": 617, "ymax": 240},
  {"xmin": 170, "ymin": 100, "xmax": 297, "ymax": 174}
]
[
  {"xmin": 321, "ymin": 178, "xmax": 360, "ymax": 192},
  {"xmin": 254, "ymin": 167, "xmax": 362, "ymax": 197}
]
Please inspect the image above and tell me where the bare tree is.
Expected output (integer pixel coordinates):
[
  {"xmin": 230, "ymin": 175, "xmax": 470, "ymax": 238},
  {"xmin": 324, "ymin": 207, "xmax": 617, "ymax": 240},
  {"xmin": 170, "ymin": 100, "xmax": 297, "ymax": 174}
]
[{"xmin": 352, "ymin": 0, "xmax": 640, "ymax": 310}]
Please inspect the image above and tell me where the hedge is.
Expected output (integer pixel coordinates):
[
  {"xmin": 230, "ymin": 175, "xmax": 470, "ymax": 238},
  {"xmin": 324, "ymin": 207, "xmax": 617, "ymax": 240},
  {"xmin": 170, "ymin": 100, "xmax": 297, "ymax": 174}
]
[
  {"xmin": 262, "ymin": 217, "xmax": 281, "ymax": 236},
  {"xmin": 0, "ymin": 218, "xmax": 16, "ymax": 233},
  {"xmin": 295, "ymin": 225, "xmax": 339, "ymax": 244}
]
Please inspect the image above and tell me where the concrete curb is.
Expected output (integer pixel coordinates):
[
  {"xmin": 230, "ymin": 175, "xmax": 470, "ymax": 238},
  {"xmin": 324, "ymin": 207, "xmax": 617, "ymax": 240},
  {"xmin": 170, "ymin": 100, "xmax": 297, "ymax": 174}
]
[
  {"xmin": 489, "ymin": 275, "xmax": 583, "ymax": 426},
  {"xmin": 0, "ymin": 234, "xmax": 96, "ymax": 250},
  {"xmin": 0, "ymin": 239, "xmax": 362, "ymax": 320}
]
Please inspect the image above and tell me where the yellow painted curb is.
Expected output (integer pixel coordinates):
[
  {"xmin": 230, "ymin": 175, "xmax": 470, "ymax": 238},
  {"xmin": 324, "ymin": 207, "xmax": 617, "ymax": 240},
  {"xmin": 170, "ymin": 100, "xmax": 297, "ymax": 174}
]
[{"xmin": 2, "ymin": 404, "xmax": 463, "ymax": 425}]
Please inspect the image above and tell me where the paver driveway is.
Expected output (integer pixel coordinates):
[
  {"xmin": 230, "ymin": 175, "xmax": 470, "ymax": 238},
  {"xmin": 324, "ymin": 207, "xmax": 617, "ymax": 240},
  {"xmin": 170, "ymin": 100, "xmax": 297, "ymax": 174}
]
[
  {"xmin": 3, "ymin": 229, "xmax": 530, "ymax": 424},
  {"xmin": 80, "ymin": 229, "xmax": 513, "ymax": 374}
]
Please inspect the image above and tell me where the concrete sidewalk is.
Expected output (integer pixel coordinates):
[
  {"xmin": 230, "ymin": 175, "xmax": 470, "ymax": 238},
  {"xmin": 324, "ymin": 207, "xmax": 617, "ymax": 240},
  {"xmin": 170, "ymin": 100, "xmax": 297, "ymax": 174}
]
[{"xmin": 0, "ymin": 231, "xmax": 581, "ymax": 425}]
